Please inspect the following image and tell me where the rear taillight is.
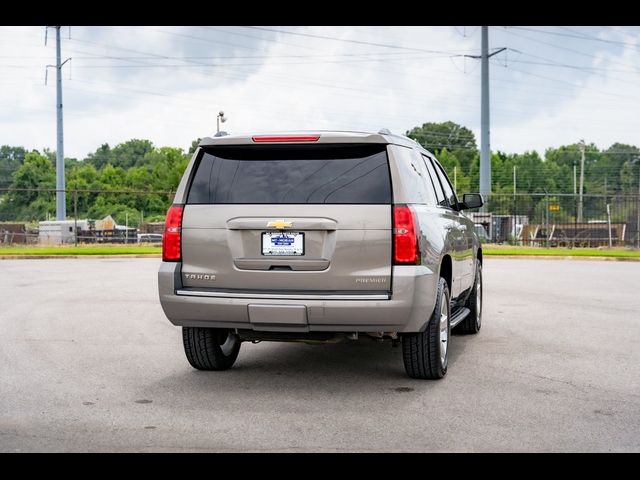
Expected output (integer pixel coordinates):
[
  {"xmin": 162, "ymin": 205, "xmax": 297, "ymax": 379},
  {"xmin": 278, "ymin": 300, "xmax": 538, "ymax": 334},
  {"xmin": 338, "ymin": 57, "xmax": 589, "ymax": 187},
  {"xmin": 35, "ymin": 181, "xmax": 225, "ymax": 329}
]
[
  {"xmin": 162, "ymin": 204, "xmax": 184, "ymax": 262},
  {"xmin": 393, "ymin": 205, "xmax": 420, "ymax": 265}
]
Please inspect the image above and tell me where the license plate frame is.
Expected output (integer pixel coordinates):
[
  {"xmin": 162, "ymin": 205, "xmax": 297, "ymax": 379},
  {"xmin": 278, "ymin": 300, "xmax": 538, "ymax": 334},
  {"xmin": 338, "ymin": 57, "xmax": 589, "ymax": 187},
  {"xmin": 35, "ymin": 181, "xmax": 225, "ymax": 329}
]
[{"xmin": 261, "ymin": 232, "xmax": 305, "ymax": 256}]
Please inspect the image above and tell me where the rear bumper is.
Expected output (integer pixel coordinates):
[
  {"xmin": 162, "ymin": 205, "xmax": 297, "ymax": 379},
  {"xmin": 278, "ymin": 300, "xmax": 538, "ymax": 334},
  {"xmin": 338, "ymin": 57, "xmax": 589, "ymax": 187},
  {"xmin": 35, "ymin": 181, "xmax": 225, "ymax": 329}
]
[{"xmin": 158, "ymin": 262, "xmax": 438, "ymax": 333}]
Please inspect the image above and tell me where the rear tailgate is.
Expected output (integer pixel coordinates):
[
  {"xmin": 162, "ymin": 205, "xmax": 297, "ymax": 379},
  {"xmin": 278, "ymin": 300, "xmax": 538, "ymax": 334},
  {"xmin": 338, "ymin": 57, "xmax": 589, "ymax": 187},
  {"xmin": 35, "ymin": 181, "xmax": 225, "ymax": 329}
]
[{"xmin": 180, "ymin": 143, "xmax": 392, "ymax": 294}]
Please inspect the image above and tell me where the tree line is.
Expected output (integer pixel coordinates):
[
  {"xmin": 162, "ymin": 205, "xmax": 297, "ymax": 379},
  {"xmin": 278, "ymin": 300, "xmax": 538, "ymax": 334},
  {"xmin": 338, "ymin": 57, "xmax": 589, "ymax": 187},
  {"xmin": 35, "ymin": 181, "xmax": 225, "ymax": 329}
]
[
  {"xmin": 405, "ymin": 121, "xmax": 640, "ymax": 197},
  {"xmin": 1, "ymin": 122, "xmax": 639, "ymax": 226},
  {"xmin": 0, "ymin": 139, "xmax": 198, "ymax": 226}
]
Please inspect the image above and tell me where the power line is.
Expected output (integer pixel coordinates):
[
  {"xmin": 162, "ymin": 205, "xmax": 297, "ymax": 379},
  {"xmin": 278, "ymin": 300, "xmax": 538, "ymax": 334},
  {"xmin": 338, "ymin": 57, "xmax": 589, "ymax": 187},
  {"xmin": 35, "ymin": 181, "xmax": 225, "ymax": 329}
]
[
  {"xmin": 10, "ymin": 28, "xmax": 636, "ymax": 113},
  {"xmin": 10, "ymin": 54, "xmax": 455, "ymax": 69},
  {"xmin": 454, "ymin": 26, "xmax": 480, "ymax": 38},
  {"xmin": 509, "ymin": 26, "xmax": 640, "ymax": 49},
  {"xmin": 239, "ymin": 26, "xmax": 475, "ymax": 55},
  {"xmin": 500, "ymin": 27, "xmax": 640, "ymax": 72},
  {"xmin": 26, "ymin": 50, "xmax": 636, "ymax": 113},
  {"xmin": 144, "ymin": 26, "xmax": 284, "ymax": 53},
  {"xmin": 197, "ymin": 26, "xmax": 320, "ymax": 51},
  {"xmin": 493, "ymin": 49, "xmax": 640, "ymax": 89},
  {"xmin": 57, "ymin": 32, "xmax": 474, "ymax": 119},
  {"xmin": 502, "ymin": 54, "xmax": 640, "ymax": 75},
  {"xmin": 0, "ymin": 51, "xmax": 439, "ymax": 61},
  {"xmin": 51, "ymin": 31, "xmax": 490, "ymax": 132},
  {"xmin": 492, "ymin": 61, "xmax": 640, "ymax": 102},
  {"xmin": 5, "ymin": 26, "xmax": 640, "ymax": 158}
]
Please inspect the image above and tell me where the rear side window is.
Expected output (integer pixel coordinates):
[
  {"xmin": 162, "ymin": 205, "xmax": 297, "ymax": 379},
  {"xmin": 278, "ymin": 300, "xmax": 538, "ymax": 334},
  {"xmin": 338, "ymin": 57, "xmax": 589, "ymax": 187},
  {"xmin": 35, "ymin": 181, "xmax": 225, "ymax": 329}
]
[
  {"xmin": 187, "ymin": 144, "xmax": 391, "ymax": 204},
  {"xmin": 431, "ymin": 158, "xmax": 458, "ymax": 207},
  {"xmin": 391, "ymin": 146, "xmax": 437, "ymax": 205},
  {"xmin": 422, "ymin": 155, "xmax": 446, "ymax": 206}
]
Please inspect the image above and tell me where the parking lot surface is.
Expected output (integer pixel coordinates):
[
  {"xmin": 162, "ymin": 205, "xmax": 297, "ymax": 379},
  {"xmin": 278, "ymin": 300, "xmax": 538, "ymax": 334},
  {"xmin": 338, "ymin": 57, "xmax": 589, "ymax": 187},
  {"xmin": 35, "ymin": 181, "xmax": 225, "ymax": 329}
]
[{"xmin": 1, "ymin": 258, "xmax": 638, "ymax": 452}]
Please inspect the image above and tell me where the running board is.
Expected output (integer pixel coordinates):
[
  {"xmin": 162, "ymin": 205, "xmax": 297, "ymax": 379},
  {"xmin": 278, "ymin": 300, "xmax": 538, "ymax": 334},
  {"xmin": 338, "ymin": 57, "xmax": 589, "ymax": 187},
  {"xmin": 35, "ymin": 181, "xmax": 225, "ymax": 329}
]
[{"xmin": 450, "ymin": 307, "xmax": 470, "ymax": 328}]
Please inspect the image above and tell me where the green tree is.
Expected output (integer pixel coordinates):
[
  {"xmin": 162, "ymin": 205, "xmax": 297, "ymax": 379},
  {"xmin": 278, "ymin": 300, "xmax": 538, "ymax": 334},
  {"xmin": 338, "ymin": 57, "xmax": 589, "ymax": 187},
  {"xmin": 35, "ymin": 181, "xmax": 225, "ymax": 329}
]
[
  {"xmin": 545, "ymin": 142, "xmax": 603, "ymax": 194},
  {"xmin": 66, "ymin": 162, "xmax": 100, "ymax": 216},
  {"xmin": 0, "ymin": 145, "xmax": 27, "ymax": 189},
  {"xmin": 406, "ymin": 121, "xmax": 478, "ymax": 172},
  {"xmin": 620, "ymin": 160, "xmax": 639, "ymax": 194},
  {"xmin": 84, "ymin": 143, "xmax": 113, "ymax": 170},
  {"xmin": 489, "ymin": 151, "xmax": 513, "ymax": 193},
  {"xmin": 0, "ymin": 151, "xmax": 56, "ymax": 220},
  {"xmin": 2, "ymin": 131, "xmax": 639, "ymax": 227},
  {"xmin": 511, "ymin": 151, "xmax": 554, "ymax": 193},
  {"xmin": 86, "ymin": 196, "xmax": 141, "ymax": 227},
  {"xmin": 604, "ymin": 143, "xmax": 640, "ymax": 194},
  {"xmin": 604, "ymin": 143, "xmax": 639, "ymax": 172},
  {"xmin": 84, "ymin": 139, "xmax": 155, "ymax": 170},
  {"xmin": 437, "ymin": 148, "xmax": 472, "ymax": 194},
  {"xmin": 42, "ymin": 147, "xmax": 57, "ymax": 164},
  {"xmin": 188, "ymin": 138, "xmax": 202, "ymax": 155},
  {"xmin": 146, "ymin": 147, "xmax": 190, "ymax": 192},
  {"xmin": 112, "ymin": 139, "xmax": 155, "ymax": 169}
]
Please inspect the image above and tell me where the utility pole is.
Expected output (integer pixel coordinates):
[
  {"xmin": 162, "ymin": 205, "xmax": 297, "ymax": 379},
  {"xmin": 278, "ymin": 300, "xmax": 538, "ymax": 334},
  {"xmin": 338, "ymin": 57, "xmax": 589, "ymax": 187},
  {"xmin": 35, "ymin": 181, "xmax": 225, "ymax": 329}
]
[
  {"xmin": 464, "ymin": 27, "xmax": 505, "ymax": 198},
  {"xmin": 606, "ymin": 204, "xmax": 612, "ymax": 248},
  {"xmin": 46, "ymin": 26, "xmax": 71, "ymax": 220},
  {"xmin": 637, "ymin": 165, "xmax": 640, "ymax": 249},
  {"xmin": 480, "ymin": 26, "xmax": 491, "ymax": 198},
  {"xmin": 578, "ymin": 139, "xmax": 586, "ymax": 223},
  {"xmin": 513, "ymin": 165, "xmax": 517, "ymax": 240},
  {"xmin": 634, "ymin": 158, "xmax": 640, "ymax": 249},
  {"xmin": 73, "ymin": 190, "xmax": 78, "ymax": 247},
  {"xmin": 454, "ymin": 166, "xmax": 457, "ymax": 191},
  {"xmin": 573, "ymin": 162, "xmax": 578, "ymax": 246}
]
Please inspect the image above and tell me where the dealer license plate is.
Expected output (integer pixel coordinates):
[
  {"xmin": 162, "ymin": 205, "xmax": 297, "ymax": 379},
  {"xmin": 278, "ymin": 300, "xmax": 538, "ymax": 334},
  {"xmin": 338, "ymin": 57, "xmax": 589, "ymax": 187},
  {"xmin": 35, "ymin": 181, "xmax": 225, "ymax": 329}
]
[{"xmin": 261, "ymin": 232, "xmax": 304, "ymax": 256}]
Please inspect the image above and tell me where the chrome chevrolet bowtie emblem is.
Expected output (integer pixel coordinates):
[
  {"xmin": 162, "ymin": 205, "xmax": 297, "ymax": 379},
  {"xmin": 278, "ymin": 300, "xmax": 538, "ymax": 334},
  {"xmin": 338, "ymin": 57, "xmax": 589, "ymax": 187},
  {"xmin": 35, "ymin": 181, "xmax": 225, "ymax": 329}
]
[{"xmin": 266, "ymin": 219, "xmax": 293, "ymax": 229}]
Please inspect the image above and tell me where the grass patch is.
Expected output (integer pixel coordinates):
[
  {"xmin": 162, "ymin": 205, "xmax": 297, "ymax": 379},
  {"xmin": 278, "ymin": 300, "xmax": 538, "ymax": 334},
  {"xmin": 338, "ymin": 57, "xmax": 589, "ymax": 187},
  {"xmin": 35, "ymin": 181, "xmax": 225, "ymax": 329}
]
[
  {"xmin": 0, "ymin": 244, "xmax": 161, "ymax": 256},
  {"xmin": 2, "ymin": 243, "xmax": 638, "ymax": 258},
  {"xmin": 483, "ymin": 245, "xmax": 640, "ymax": 258}
]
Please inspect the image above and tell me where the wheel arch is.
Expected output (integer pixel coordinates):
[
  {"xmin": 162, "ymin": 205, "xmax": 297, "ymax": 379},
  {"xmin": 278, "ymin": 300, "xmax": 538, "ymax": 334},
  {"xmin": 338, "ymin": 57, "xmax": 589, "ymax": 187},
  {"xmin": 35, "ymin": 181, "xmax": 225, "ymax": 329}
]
[{"xmin": 439, "ymin": 254, "xmax": 452, "ymax": 291}]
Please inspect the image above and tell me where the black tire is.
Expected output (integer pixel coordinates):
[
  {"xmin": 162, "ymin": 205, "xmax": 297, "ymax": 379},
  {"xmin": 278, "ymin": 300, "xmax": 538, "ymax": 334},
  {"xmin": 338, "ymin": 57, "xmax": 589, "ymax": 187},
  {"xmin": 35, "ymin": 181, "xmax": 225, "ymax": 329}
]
[
  {"xmin": 402, "ymin": 277, "xmax": 451, "ymax": 379},
  {"xmin": 182, "ymin": 327, "xmax": 241, "ymax": 371},
  {"xmin": 454, "ymin": 259, "xmax": 482, "ymax": 335}
]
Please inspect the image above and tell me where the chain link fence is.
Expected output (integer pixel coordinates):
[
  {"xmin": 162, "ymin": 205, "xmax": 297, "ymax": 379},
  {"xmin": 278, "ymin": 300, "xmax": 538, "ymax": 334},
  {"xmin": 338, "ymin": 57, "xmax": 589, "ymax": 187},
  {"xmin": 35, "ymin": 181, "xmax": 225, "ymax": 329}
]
[
  {"xmin": 0, "ymin": 188, "xmax": 174, "ymax": 246},
  {"xmin": 1, "ymin": 188, "xmax": 639, "ymax": 248},
  {"xmin": 472, "ymin": 193, "xmax": 640, "ymax": 248}
]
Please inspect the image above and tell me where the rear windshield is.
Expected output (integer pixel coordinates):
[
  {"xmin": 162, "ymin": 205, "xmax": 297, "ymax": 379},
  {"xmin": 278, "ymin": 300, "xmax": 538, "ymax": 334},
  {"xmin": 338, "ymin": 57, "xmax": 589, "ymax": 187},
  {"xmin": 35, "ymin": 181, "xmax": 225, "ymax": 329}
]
[{"xmin": 186, "ymin": 144, "xmax": 391, "ymax": 204}]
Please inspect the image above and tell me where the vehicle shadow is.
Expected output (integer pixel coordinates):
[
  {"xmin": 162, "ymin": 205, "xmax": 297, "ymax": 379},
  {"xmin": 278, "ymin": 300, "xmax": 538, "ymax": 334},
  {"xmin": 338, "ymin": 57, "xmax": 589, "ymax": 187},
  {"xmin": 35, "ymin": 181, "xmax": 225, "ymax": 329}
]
[{"xmin": 142, "ymin": 335, "xmax": 469, "ymax": 402}]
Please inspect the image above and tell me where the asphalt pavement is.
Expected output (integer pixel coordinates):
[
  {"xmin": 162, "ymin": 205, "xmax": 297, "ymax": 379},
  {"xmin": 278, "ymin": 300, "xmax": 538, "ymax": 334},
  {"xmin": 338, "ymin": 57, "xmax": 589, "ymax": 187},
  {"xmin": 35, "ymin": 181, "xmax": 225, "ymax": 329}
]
[{"xmin": 0, "ymin": 258, "xmax": 638, "ymax": 452}]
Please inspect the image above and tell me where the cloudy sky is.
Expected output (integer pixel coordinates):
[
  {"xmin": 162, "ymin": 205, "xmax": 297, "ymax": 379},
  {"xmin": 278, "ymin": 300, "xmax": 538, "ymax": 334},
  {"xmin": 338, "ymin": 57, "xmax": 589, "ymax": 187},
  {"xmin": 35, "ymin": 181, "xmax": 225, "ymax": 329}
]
[{"xmin": 1, "ymin": 25, "xmax": 639, "ymax": 159}]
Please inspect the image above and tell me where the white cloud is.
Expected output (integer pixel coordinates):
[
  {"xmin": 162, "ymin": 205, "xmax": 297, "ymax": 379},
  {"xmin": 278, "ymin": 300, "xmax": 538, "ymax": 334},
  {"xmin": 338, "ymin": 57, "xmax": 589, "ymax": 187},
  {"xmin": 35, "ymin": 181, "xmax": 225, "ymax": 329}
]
[
  {"xmin": 493, "ymin": 30, "xmax": 640, "ymax": 153},
  {"xmin": 1, "ymin": 26, "xmax": 639, "ymax": 159}
]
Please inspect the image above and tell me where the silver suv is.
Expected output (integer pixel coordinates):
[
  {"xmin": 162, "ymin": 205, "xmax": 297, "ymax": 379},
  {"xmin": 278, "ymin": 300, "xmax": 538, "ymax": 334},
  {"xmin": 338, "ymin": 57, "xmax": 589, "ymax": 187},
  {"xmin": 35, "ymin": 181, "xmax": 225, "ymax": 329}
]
[{"xmin": 158, "ymin": 131, "xmax": 484, "ymax": 379}]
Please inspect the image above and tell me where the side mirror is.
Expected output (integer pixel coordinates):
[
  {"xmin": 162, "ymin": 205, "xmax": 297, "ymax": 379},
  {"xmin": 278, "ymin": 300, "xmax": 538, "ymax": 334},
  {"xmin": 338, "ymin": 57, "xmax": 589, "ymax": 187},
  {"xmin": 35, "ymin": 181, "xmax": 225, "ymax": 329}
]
[{"xmin": 460, "ymin": 193, "xmax": 484, "ymax": 210}]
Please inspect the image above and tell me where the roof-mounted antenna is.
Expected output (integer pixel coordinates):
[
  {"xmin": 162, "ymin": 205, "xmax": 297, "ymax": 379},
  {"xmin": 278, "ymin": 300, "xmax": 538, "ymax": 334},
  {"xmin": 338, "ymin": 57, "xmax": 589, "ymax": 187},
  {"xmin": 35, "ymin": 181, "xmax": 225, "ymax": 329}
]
[{"xmin": 378, "ymin": 128, "xmax": 392, "ymax": 135}]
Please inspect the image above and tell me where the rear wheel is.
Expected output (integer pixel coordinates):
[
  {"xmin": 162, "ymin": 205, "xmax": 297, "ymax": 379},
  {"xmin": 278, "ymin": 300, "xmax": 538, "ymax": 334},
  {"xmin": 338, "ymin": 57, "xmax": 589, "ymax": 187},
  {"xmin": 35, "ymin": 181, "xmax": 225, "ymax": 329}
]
[
  {"xmin": 454, "ymin": 259, "xmax": 482, "ymax": 335},
  {"xmin": 402, "ymin": 277, "xmax": 451, "ymax": 379},
  {"xmin": 182, "ymin": 327, "xmax": 241, "ymax": 371}
]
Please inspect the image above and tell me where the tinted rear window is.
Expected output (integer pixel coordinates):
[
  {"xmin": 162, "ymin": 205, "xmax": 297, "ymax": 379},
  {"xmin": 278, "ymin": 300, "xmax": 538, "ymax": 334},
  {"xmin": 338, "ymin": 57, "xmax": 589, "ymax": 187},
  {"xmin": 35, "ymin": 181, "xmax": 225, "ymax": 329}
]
[{"xmin": 187, "ymin": 144, "xmax": 391, "ymax": 204}]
